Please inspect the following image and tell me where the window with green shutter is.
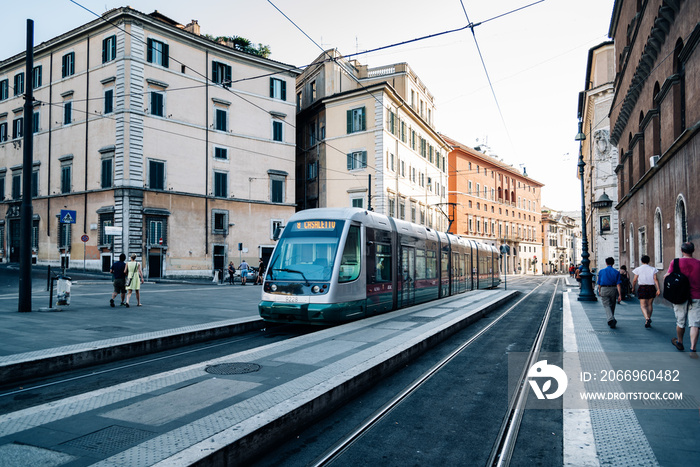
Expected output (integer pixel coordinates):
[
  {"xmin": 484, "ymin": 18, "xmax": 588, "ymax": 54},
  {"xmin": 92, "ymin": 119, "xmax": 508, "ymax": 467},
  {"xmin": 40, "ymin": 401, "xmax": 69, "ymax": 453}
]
[
  {"xmin": 347, "ymin": 151, "xmax": 367, "ymax": 170},
  {"xmin": 347, "ymin": 107, "xmax": 366, "ymax": 134},
  {"xmin": 270, "ymin": 78, "xmax": 286, "ymax": 100},
  {"xmin": 147, "ymin": 38, "xmax": 169, "ymax": 68},
  {"xmin": 102, "ymin": 35, "xmax": 117, "ymax": 63}
]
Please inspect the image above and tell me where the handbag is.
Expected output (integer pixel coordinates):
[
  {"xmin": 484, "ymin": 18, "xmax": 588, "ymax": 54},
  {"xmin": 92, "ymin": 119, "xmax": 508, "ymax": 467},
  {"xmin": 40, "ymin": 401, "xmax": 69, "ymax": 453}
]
[{"xmin": 126, "ymin": 276, "xmax": 132, "ymax": 287}]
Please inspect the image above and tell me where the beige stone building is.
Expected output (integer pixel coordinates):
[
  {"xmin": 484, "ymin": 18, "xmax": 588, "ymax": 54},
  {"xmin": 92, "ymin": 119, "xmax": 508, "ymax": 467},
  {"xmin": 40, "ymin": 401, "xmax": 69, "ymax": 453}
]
[
  {"xmin": 295, "ymin": 50, "xmax": 449, "ymax": 231},
  {"xmin": 0, "ymin": 8, "xmax": 299, "ymax": 277},
  {"xmin": 444, "ymin": 136, "xmax": 544, "ymax": 275},
  {"xmin": 541, "ymin": 207, "xmax": 578, "ymax": 274}
]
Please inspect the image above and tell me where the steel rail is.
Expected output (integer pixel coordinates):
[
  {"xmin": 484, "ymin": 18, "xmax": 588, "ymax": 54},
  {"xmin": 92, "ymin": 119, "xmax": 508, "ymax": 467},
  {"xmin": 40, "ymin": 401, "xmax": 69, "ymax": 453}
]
[{"xmin": 310, "ymin": 278, "xmax": 557, "ymax": 467}]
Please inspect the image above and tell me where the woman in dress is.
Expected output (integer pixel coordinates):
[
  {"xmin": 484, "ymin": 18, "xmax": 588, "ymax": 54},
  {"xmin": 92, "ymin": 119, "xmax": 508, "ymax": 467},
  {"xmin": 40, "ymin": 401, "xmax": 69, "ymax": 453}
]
[
  {"xmin": 632, "ymin": 255, "xmax": 660, "ymax": 328},
  {"xmin": 124, "ymin": 253, "xmax": 144, "ymax": 307}
]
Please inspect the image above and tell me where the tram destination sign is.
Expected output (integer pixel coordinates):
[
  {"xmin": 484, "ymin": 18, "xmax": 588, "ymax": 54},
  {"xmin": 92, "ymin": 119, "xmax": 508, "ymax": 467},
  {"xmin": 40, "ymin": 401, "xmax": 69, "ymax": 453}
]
[{"xmin": 293, "ymin": 220, "xmax": 337, "ymax": 231}]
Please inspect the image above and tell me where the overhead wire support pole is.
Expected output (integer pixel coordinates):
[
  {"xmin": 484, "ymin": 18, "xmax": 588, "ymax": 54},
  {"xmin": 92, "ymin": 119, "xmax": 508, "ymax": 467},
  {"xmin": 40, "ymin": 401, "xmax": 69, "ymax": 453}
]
[{"xmin": 19, "ymin": 19, "xmax": 34, "ymax": 313}]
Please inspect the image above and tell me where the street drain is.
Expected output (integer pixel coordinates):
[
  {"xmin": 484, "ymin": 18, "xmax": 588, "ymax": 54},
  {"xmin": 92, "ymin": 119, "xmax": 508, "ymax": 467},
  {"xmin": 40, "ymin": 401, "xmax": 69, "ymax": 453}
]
[{"xmin": 205, "ymin": 362, "xmax": 261, "ymax": 375}]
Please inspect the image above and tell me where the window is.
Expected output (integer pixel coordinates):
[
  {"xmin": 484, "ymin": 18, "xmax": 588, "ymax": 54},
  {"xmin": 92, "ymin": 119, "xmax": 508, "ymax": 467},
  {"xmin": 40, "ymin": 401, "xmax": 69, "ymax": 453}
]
[
  {"xmin": 307, "ymin": 161, "xmax": 318, "ymax": 180},
  {"xmin": 64, "ymin": 101, "xmax": 72, "ymax": 125},
  {"xmin": 32, "ymin": 66, "xmax": 42, "ymax": 89},
  {"xmin": 212, "ymin": 61, "xmax": 232, "ymax": 87},
  {"xmin": 32, "ymin": 111, "xmax": 39, "ymax": 134},
  {"xmin": 0, "ymin": 79, "xmax": 8, "ymax": 100},
  {"xmin": 14, "ymin": 73, "xmax": 24, "ymax": 96},
  {"xmin": 12, "ymin": 117, "xmax": 23, "ymax": 139},
  {"xmin": 12, "ymin": 173, "xmax": 21, "ymax": 199},
  {"xmin": 149, "ymin": 160, "xmax": 165, "ymax": 190},
  {"xmin": 212, "ymin": 210, "xmax": 229, "ymax": 235},
  {"xmin": 214, "ymin": 146, "xmax": 227, "ymax": 160},
  {"xmin": 101, "ymin": 158, "xmax": 113, "ymax": 188},
  {"xmin": 310, "ymin": 81, "xmax": 316, "ymax": 101},
  {"xmin": 339, "ymin": 225, "xmax": 361, "ymax": 283},
  {"xmin": 347, "ymin": 107, "xmax": 366, "ymax": 133},
  {"xmin": 215, "ymin": 108, "xmax": 227, "ymax": 131},
  {"xmin": 214, "ymin": 171, "xmax": 228, "ymax": 198},
  {"xmin": 269, "ymin": 171, "xmax": 286, "ymax": 203},
  {"xmin": 654, "ymin": 209, "xmax": 663, "ymax": 267},
  {"xmin": 104, "ymin": 89, "xmax": 114, "ymax": 114},
  {"xmin": 32, "ymin": 170, "xmax": 39, "ymax": 198},
  {"xmin": 296, "ymin": 91, "xmax": 302, "ymax": 111},
  {"xmin": 60, "ymin": 165, "xmax": 71, "ymax": 194},
  {"xmin": 62, "ymin": 52, "xmax": 75, "ymax": 78},
  {"xmin": 351, "ymin": 197, "xmax": 364, "ymax": 208},
  {"xmin": 99, "ymin": 213, "xmax": 114, "ymax": 246},
  {"xmin": 269, "ymin": 77, "xmax": 286, "ymax": 100},
  {"xmin": 148, "ymin": 219, "xmax": 165, "ymax": 245},
  {"xmin": 147, "ymin": 38, "xmax": 169, "ymax": 67},
  {"xmin": 102, "ymin": 35, "xmax": 117, "ymax": 63},
  {"xmin": 150, "ymin": 91, "xmax": 164, "ymax": 117},
  {"xmin": 0, "ymin": 122, "xmax": 7, "ymax": 142},
  {"xmin": 272, "ymin": 120, "xmax": 283, "ymax": 142},
  {"xmin": 347, "ymin": 151, "xmax": 367, "ymax": 170}
]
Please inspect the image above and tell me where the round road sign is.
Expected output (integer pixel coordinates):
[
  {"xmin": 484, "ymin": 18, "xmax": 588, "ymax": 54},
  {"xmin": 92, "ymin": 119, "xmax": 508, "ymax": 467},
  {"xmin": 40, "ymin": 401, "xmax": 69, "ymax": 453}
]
[{"xmin": 80, "ymin": 234, "xmax": 89, "ymax": 243}]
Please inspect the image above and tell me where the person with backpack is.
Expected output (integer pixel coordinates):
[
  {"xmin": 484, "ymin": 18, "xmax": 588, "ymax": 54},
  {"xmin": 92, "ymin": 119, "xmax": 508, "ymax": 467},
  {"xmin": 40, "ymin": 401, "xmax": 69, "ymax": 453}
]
[
  {"xmin": 664, "ymin": 242, "xmax": 700, "ymax": 357},
  {"xmin": 597, "ymin": 257, "xmax": 623, "ymax": 328}
]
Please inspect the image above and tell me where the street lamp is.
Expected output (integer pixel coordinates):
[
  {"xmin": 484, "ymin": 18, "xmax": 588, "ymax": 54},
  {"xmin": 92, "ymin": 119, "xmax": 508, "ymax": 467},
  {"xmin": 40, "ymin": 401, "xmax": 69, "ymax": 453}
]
[{"xmin": 576, "ymin": 118, "xmax": 597, "ymax": 301}]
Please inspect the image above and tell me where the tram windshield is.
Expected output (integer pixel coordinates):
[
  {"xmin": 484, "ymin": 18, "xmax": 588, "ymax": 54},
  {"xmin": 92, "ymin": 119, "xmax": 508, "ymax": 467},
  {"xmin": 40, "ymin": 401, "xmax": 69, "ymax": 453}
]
[{"xmin": 267, "ymin": 220, "xmax": 344, "ymax": 282}]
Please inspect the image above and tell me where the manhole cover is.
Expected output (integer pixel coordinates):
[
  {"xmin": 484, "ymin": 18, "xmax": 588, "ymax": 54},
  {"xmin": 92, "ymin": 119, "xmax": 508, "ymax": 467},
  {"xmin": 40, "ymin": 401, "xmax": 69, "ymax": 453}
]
[
  {"xmin": 61, "ymin": 425, "xmax": 155, "ymax": 456},
  {"xmin": 205, "ymin": 362, "xmax": 261, "ymax": 375}
]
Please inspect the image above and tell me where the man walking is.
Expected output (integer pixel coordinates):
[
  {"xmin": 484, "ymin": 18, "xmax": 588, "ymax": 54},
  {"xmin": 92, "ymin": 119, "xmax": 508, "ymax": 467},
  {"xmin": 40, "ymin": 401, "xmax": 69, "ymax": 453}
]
[
  {"xmin": 665, "ymin": 242, "xmax": 700, "ymax": 357},
  {"xmin": 597, "ymin": 257, "xmax": 622, "ymax": 328},
  {"xmin": 109, "ymin": 253, "xmax": 127, "ymax": 307}
]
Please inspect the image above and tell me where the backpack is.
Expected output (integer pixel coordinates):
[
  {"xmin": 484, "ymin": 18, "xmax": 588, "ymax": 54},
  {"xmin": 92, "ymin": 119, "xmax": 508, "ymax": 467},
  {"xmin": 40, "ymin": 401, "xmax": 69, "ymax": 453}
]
[{"xmin": 663, "ymin": 258, "xmax": 691, "ymax": 304}]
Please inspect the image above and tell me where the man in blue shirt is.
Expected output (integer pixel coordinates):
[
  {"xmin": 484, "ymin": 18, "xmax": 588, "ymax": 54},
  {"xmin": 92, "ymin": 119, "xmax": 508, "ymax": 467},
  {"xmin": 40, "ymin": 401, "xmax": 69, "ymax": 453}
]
[
  {"xmin": 109, "ymin": 253, "xmax": 127, "ymax": 307},
  {"xmin": 597, "ymin": 257, "xmax": 623, "ymax": 328}
]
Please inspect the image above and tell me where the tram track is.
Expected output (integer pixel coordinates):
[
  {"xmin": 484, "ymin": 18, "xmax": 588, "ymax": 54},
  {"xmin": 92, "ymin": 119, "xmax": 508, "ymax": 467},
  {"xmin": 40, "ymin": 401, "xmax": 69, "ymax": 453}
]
[{"xmin": 253, "ymin": 276, "xmax": 560, "ymax": 467}]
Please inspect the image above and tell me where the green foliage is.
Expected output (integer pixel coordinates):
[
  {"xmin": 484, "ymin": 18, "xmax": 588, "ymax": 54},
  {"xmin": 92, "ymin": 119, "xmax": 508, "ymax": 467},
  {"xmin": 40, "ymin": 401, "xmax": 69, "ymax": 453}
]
[{"xmin": 202, "ymin": 34, "xmax": 271, "ymax": 58}]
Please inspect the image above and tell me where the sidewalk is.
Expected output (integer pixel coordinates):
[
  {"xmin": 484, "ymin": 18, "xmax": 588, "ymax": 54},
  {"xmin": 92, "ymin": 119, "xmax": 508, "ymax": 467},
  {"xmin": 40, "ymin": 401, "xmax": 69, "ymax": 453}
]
[
  {"xmin": 562, "ymin": 276, "xmax": 700, "ymax": 466},
  {"xmin": 0, "ymin": 268, "xmax": 264, "ymax": 384}
]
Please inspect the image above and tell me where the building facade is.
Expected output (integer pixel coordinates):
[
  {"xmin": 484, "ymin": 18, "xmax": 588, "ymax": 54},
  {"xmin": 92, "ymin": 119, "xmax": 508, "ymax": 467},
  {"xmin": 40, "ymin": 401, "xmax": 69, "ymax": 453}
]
[
  {"xmin": 578, "ymin": 42, "xmax": 620, "ymax": 271},
  {"xmin": 295, "ymin": 50, "xmax": 449, "ymax": 231},
  {"xmin": 609, "ymin": 0, "xmax": 700, "ymax": 271},
  {"xmin": 542, "ymin": 207, "xmax": 578, "ymax": 274},
  {"xmin": 0, "ymin": 8, "xmax": 299, "ymax": 277},
  {"xmin": 444, "ymin": 136, "xmax": 544, "ymax": 275}
]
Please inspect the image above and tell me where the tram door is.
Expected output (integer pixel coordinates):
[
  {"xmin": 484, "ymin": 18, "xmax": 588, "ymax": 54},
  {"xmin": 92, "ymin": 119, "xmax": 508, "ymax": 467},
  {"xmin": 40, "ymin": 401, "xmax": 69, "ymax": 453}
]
[
  {"xmin": 399, "ymin": 246, "xmax": 415, "ymax": 307},
  {"xmin": 452, "ymin": 252, "xmax": 461, "ymax": 294}
]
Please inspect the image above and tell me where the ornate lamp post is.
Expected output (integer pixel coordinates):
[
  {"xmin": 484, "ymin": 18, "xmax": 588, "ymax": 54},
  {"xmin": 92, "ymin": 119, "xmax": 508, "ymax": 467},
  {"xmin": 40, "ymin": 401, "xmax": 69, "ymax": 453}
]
[{"xmin": 576, "ymin": 118, "xmax": 597, "ymax": 301}]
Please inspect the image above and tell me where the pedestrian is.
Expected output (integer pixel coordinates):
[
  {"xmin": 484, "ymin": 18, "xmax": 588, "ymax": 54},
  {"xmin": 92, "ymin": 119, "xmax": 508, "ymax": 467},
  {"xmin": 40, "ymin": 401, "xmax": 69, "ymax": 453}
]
[
  {"xmin": 632, "ymin": 255, "xmax": 660, "ymax": 328},
  {"xmin": 124, "ymin": 253, "xmax": 144, "ymax": 307},
  {"xmin": 239, "ymin": 259, "xmax": 249, "ymax": 285},
  {"xmin": 575, "ymin": 265, "xmax": 581, "ymax": 283},
  {"xmin": 255, "ymin": 259, "xmax": 265, "ymax": 285},
  {"xmin": 597, "ymin": 257, "xmax": 622, "ymax": 328},
  {"xmin": 664, "ymin": 242, "xmax": 700, "ymax": 358},
  {"xmin": 228, "ymin": 261, "xmax": 235, "ymax": 285},
  {"xmin": 109, "ymin": 253, "xmax": 127, "ymax": 307},
  {"xmin": 619, "ymin": 265, "xmax": 631, "ymax": 299}
]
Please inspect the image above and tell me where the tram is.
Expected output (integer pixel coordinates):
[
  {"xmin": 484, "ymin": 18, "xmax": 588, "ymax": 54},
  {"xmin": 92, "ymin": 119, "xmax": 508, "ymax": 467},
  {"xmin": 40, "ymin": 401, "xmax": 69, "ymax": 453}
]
[{"xmin": 259, "ymin": 208, "xmax": 500, "ymax": 324}]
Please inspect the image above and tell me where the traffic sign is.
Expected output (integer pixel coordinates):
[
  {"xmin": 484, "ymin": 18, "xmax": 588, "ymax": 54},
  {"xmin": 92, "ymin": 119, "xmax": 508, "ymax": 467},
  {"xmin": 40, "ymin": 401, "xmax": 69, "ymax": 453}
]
[
  {"xmin": 60, "ymin": 209, "xmax": 77, "ymax": 224},
  {"xmin": 80, "ymin": 235, "xmax": 89, "ymax": 243},
  {"xmin": 159, "ymin": 237, "xmax": 163, "ymax": 245}
]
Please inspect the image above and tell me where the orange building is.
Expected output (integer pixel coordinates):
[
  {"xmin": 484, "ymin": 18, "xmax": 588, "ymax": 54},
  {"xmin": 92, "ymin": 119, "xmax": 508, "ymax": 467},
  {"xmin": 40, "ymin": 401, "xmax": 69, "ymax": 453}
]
[{"xmin": 443, "ymin": 135, "xmax": 544, "ymax": 275}]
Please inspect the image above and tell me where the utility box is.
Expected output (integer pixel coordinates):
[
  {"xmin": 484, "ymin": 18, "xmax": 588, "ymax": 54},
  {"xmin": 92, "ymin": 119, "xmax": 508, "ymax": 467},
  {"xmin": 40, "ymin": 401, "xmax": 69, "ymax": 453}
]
[{"xmin": 56, "ymin": 275, "xmax": 71, "ymax": 306}]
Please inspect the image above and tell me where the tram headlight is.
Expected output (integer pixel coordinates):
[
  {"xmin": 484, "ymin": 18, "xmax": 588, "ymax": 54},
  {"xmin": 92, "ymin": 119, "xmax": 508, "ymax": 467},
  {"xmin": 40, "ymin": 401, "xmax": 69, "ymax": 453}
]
[
  {"xmin": 270, "ymin": 284, "xmax": 277, "ymax": 292},
  {"xmin": 311, "ymin": 285, "xmax": 320, "ymax": 293}
]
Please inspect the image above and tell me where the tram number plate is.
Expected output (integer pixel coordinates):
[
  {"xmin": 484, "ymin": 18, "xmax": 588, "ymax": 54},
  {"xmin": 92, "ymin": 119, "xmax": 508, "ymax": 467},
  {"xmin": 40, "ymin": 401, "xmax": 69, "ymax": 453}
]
[{"xmin": 282, "ymin": 295, "xmax": 309, "ymax": 304}]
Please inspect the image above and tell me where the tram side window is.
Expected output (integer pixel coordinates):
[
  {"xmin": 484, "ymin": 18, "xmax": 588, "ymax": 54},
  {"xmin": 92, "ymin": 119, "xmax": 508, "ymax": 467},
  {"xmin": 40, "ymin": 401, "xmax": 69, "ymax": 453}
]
[
  {"xmin": 416, "ymin": 249, "xmax": 426, "ymax": 280},
  {"xmin": 375, "ymin": 244, "xmax": 392, "ymax": 282},
  {"xmin": 339, "ymin": 225, "xmax": 361, "ymax": 282},
  {"xmin": 427, "ymin": 250, "xmax": 438, "ymax": 279}
]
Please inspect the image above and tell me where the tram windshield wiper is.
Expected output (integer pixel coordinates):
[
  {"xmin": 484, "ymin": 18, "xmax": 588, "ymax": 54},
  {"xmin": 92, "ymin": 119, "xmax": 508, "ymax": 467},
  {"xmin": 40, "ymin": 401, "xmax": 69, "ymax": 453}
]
[{"xmin": 273, "ymin": 268, "xmax": 310, "ymax": 286}]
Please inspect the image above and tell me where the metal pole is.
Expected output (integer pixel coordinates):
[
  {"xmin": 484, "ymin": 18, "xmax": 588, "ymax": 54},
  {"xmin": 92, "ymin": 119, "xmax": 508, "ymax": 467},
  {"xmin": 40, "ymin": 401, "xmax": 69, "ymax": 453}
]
[
  {"xmin": 18, "ymin": 19, "xmax": 34, "ymax": 313},
  {"xmin": 576, "ymin": 119, "xmax": 597, "ymax": 301}
]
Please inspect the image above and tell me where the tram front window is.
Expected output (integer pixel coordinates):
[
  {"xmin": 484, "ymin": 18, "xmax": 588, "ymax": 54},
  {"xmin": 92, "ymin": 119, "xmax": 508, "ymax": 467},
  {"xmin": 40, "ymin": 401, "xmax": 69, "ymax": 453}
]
[{"xmin": 267, "ymin": 220, "xmax": 344, "ymax": 282}]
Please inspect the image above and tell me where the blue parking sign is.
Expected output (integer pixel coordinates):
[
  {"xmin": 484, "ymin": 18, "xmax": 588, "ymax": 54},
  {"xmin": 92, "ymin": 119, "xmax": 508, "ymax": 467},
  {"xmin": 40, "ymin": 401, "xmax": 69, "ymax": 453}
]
[{"xmin": 60, "ymin": 209, "xmax": 77, "ymax": 224}]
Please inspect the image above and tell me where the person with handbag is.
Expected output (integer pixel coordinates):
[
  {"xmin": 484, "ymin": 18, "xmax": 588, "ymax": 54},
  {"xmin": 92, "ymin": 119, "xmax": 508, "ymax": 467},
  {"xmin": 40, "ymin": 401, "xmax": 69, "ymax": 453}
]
[
  {"xmin": 631, "ymin": 255, "xmax": 660, "ymax": 328},
  {"xmin": 124, "ymin": 253, "xmax": 144, "ymax": 307}
]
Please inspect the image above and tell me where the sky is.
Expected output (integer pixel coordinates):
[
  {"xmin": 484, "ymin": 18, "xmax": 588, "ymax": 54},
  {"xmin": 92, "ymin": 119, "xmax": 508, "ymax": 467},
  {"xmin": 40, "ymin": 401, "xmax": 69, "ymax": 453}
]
[{"xmin": 2, "ymin": 0, "xmax": 615, "ymax": 211}]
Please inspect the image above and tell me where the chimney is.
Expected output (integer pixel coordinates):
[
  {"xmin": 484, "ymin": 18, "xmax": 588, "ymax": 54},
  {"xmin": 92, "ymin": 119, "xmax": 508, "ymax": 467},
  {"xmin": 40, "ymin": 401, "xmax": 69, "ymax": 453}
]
[{"xmin": 184, "ymin": 20, "xmax": 200, "ymax": 35}]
